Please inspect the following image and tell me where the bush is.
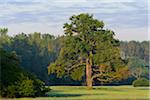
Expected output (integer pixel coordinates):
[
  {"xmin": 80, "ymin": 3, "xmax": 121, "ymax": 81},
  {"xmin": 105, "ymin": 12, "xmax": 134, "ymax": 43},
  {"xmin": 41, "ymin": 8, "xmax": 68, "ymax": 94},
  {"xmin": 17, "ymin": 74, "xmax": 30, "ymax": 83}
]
[
  {"xmin": 28, "ymin": 74, "xmax": 51, "ymax": 96},
  {"xmin": 1, "ymin": 73, "xmax": 50, "ymax": 98},
  {"xmin": 6, "ymin": 85, "xmax": 18, "ymax": 98},
  {"xmin": 0, "ymin": 49, "xmax": 50, "ymax": 98},
  {"xmin": 18, "ymin": 78, "xmax": 35, "ymax": 97},
  {"xmin": 133, "ymin": 78, "xmax": 149, "ymax": 87}
]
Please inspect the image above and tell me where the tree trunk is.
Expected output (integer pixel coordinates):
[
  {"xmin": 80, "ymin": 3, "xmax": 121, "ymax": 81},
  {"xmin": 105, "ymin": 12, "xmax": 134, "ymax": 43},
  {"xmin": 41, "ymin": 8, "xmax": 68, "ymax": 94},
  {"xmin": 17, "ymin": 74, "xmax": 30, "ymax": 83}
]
[{"xmin": 86, "ymin": 58, "xmax": 92, "ymax": 89}]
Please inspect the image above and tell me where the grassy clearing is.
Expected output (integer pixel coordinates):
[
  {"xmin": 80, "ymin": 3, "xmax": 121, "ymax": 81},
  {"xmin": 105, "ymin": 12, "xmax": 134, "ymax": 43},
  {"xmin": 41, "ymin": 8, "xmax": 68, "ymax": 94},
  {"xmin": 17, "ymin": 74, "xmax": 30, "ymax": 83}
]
[{"xmin": 2, "ymin": 86, "xmax": 150, "ymax": 100}]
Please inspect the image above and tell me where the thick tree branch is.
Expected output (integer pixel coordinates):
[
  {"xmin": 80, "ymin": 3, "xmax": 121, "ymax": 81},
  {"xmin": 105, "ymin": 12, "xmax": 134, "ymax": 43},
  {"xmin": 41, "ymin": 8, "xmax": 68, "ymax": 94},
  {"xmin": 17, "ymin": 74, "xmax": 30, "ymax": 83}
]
[{"xmin": 65, "ymin": 63, "xmax": 85, "ymax": 72}]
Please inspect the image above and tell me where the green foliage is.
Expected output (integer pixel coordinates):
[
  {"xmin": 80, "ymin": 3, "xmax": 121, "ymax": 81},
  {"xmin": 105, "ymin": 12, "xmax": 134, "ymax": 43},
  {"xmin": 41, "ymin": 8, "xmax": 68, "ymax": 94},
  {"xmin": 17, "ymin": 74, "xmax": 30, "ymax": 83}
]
[
  {"xmin": 0, "ymin": 49, "xmax": 22, "ymax": 90},
  {"xmin": 70, "ymin": 67, "xmax": 85, "ymax": 81},
  {"xmin": 120, "ymin": 41, "xmax": 149, "ymax": 84},
  {"xmin": 48, "ymin": 13, "xmax": 126, "ymax": 85},
  {"xmin": 18, "ymin": 75, "xmax": 35, "ymax": 97},
  {"xmin": 5, "ymin": 78, "xmax": 35, "ymax": 98},
  {"xmin": 0, "ymin": 49, "xmax": 50, "ymax": 98},
  {"xmin": 0, "ymin": 30, "xmax": 58, "ymax": 82},
  {"xmin": 133, "ymin": 78, "xmax": 149, "ymax": 87},
  {"xmin": 0, "ymin": 28, "xmax": 11, "ymax": 45},
  {"xmin": 120, "ymin": 41, "xmax": 149, "ymax": 65},
  {"xmin": 127, "ymin": 57, "xmax": 148, "ymax": 79},
  {"xmin": 127, "ymin": 57, "xmax": 146, "ymax": 68},
  {"xmin": 6, "ymin": 85, "xmax": 18, "ymax": 98}
]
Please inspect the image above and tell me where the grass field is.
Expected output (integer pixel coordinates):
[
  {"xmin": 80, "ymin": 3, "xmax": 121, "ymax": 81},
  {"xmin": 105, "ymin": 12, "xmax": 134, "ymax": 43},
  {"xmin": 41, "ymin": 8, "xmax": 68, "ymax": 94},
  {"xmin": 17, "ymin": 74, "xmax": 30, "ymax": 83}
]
[{"xmin": 2, "ymin": 86, "xmax": 150, "ymax": 100}]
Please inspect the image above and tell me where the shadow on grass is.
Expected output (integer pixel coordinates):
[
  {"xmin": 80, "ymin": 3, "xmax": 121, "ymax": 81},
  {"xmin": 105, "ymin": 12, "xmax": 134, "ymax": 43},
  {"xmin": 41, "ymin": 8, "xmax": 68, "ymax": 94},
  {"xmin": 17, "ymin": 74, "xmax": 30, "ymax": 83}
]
[
  {"xmin": 137, "ymin": 88, "xmax": 150, "ymax": 90},
  {"xmin": 46, "ymin": 92, "xmax": 105, "ymax": 97},
  {"xmin": 46, "ymin": 93, "xmax": 84, "ymax": 97},
  {"xmin": 93, "ymin": 87, "xmax": 125, "ymax": 92}
]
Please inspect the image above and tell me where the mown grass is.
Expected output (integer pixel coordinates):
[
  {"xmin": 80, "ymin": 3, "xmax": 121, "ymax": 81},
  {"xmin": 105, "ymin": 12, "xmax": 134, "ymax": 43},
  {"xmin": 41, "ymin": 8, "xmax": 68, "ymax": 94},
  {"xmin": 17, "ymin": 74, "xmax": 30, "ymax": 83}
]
[{"xmin": 2, "ymin": 86, "xmax": 150, "ymax": 100}]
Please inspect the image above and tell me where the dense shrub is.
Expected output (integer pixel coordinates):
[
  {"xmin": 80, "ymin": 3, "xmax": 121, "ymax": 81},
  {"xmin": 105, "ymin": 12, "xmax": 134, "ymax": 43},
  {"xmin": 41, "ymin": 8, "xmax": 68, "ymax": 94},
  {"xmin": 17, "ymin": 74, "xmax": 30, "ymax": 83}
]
[
  {"xmin": 0, "ymin": 49, "xmax": 50, "ymax": 98},
  {"xmin": 18, "ymin": 76, "xmax": 35, "ymax": 97},
  {"xmin": 132, "ymin": 78, "xmax": 149, "ymax": 87},
  {"xmin": 6, "ymin": 85, "xmax": 18, "ymax": 98}
]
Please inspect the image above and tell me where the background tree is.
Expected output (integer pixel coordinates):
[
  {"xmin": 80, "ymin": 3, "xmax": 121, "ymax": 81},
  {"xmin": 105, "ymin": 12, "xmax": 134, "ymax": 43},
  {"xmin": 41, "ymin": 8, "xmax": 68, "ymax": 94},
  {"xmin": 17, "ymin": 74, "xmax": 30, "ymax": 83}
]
[
  {"xmin": 0, "ymin": 28, "xmax": 11, "ymax": 49},
  {"xmin": 120, "ymin": 41, "xmax": 149, "ymax": 65},
  {"xmin": 120, "ymin": 41, "xmax": 149, "ymax": 82},
  {"xmin": 0, "ymin": 30, "xmax": 58, "ymax": 83},
  {"xmin": 127, "ymin": 57, "xmax": 148, "ymax": 79}
]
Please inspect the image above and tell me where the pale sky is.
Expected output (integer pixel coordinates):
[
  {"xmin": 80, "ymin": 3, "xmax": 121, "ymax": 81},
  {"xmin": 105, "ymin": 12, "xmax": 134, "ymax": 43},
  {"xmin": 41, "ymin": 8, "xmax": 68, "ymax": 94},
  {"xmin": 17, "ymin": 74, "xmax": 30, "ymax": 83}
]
[{"xmin": 0, "ymin": 0, "xmax": 149, "ymax": 41}]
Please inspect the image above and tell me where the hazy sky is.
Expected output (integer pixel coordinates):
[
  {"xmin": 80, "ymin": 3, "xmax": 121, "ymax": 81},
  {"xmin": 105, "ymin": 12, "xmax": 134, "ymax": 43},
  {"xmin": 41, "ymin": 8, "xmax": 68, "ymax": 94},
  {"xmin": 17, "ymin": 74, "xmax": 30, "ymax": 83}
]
[{"xmin": 0, "ymin": 0, "xmax": 149, "ymax": 41}]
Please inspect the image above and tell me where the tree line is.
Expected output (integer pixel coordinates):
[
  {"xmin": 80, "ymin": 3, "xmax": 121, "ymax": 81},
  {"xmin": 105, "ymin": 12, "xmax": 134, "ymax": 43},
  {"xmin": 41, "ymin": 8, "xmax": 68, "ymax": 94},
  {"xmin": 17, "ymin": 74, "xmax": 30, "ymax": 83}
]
[{"xmin": 0, "ymin": 13, "xmax": 149, "ymax": 93}]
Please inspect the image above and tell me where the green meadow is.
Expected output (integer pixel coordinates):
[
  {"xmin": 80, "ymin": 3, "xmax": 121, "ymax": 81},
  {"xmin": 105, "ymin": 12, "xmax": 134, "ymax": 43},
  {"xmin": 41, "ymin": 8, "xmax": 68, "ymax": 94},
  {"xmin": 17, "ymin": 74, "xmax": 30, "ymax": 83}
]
[{"xmin": 2, "ymin": 86, "xmax": 150, "ymax": 100}]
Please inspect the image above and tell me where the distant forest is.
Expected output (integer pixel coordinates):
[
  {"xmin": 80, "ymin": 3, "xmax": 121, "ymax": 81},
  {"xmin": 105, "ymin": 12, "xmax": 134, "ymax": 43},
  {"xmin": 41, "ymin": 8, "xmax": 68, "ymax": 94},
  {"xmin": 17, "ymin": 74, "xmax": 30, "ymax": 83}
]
[{"xmin": 0, "ymin": 28, "xmax": 149, "ymax": 85}]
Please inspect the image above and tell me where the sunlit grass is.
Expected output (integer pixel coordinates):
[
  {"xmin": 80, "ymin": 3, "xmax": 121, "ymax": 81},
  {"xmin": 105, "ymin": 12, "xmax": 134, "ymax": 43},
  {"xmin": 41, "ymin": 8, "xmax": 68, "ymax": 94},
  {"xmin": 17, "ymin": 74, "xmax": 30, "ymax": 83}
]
[{"xmin": 2, "ymin": 86, "xmax": 150, "ymax": 100}]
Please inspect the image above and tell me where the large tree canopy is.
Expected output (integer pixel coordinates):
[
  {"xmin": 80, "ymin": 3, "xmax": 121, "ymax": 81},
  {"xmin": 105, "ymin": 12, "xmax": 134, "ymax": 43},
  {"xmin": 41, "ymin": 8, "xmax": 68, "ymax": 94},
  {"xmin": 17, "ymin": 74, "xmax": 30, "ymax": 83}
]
[{"xmin": 48, "ymin": 13, "xmax": 128, "ymax": 88}]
